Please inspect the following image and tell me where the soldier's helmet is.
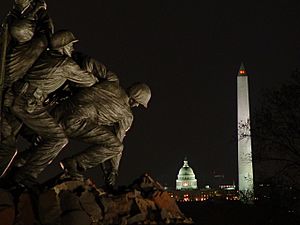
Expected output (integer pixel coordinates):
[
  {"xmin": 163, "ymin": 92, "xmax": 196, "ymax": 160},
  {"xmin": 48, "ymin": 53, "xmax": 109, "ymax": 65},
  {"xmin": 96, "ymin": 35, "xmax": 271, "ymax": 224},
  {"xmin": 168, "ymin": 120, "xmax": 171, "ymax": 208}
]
[
  {"xmin": 50, "ymin": 30, "xmax": 78, "ymax": 50},
  {"xmin": 128, "ymin": 83, "xmax": 151, "ymax": 108}
]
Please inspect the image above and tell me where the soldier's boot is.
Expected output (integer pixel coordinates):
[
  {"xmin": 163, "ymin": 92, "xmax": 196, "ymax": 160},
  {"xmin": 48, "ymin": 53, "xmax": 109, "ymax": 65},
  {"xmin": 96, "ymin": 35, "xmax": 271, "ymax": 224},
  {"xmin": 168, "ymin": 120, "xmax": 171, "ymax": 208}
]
[{"xmin": 60, "ymin": 158, "xmax": 84, "ymax": 181}]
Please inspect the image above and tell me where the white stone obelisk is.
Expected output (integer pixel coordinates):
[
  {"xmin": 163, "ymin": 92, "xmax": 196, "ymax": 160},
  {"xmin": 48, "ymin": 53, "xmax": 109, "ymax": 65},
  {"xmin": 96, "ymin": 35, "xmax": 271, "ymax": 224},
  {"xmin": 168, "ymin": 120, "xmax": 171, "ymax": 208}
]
[{"xmin": 237, "ymin": 62, "xmax": 254, "ymax": 201}]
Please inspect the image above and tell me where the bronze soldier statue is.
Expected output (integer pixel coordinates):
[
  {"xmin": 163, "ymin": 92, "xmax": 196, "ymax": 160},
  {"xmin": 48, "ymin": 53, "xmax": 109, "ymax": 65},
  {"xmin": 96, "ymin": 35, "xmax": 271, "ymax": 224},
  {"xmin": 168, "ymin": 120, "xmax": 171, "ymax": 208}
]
[
  {"xmin": 9, "ymin": 30, "xmax": 98, "ymax": 187},
  {"xmin": 0, "ymin": 0, "xmax": 53, "ymax": 178},
  {"xmin": 0, "ymin": 1, "xmax": 152, "ymax": 191},
  {"xmin": 11, "ymin": 51, "xmax": 121, "ymax": 164},
  {"xmin": 54, "ymin": 81, "xmax": 151, "ymax": 188},
  {"xmin": 4, "ymin": 0, "xmax": 53, "ymax": 86}
]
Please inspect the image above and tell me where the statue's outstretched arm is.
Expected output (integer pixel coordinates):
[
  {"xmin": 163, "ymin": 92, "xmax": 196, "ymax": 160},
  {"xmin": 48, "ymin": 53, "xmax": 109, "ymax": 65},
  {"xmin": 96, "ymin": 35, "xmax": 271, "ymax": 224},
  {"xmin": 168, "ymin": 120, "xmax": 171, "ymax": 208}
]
[
  {"xmin": 73, "ymin": 52, "xmax": 119, "ymax": 83},
  {"xmin": 63, "ymin": 58, "xmax": 98, "ymax": 87}
]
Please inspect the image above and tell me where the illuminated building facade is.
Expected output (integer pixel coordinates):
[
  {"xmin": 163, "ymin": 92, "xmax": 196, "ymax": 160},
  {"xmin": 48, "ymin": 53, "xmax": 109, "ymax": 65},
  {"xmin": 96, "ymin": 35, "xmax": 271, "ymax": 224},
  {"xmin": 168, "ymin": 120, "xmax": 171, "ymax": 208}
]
[
  {"xmin": 170, "ymin": 159, "xmax": 239, "ymax": 202},
  {"xmin": 176, "ymin": 158, "xmax": 197, "ymax": 190},
  {"xmin": 237, "ymin": 63, "xmax": 254, "ymax": 199}
]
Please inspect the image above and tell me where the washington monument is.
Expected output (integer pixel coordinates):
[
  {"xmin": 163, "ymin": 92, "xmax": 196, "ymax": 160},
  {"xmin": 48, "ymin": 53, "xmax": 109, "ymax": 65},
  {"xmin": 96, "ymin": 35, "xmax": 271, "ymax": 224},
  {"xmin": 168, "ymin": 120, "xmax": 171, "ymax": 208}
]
[{"xmin": 237, "ymin": 62, "xmax": 254, "ymax": 201}]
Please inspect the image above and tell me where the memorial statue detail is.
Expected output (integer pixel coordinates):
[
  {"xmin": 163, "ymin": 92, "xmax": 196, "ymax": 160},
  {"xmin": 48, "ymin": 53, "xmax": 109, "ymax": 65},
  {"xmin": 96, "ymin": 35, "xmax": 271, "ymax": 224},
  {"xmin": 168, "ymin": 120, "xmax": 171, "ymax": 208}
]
[
  {"xmin": 0, "ymin": 0, "xmax": 151, "ymax": 190},
  {"xmin": 58, "ymin": 81, "xmax": 151, "ymax": 187},
  {"xmin": 0, "ymin": 0, "xmax": 54, "ymax": 180},
  {"xmin": 0, "ymin": 2, "xmax": 196, "ymax": 225}
]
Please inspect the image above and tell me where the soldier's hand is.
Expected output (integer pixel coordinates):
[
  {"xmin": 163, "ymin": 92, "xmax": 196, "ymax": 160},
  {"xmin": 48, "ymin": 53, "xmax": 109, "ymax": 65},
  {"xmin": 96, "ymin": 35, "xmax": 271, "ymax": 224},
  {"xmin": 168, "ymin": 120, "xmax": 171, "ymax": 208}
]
[{"xmin": 105, "ymin": 170, "xmax": 118, "ymax": 188}]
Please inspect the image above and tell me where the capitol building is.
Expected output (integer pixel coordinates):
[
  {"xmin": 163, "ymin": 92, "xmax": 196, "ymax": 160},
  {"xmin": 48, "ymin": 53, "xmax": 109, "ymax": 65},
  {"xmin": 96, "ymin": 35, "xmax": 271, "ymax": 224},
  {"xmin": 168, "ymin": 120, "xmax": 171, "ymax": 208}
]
[
  {"xmin": 176, "ymin": 158, "xmax": 198, "ymax": 190},
  {"xmin": 171, "ymin": 158, "xmax": 238, "ymax": 202}
]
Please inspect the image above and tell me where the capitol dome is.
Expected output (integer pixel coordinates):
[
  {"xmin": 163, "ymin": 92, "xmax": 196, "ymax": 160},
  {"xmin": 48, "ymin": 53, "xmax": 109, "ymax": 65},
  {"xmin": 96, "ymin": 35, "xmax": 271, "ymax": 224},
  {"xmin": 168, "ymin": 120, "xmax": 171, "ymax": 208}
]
[{"xmin": 176, "ymin": 158, "xmax": 198, "ymax": 190}]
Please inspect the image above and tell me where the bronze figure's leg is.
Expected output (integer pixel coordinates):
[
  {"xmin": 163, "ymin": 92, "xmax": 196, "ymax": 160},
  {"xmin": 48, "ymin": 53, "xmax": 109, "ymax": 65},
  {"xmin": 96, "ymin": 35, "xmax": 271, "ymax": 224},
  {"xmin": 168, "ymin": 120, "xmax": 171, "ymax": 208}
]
[
  {"xmin": 62, "ymin": 119, "xmax": 123, "ymax": 182},
  {"xmin": 11, "ymin": 92, "xmax": 68, "ymax": 185}
]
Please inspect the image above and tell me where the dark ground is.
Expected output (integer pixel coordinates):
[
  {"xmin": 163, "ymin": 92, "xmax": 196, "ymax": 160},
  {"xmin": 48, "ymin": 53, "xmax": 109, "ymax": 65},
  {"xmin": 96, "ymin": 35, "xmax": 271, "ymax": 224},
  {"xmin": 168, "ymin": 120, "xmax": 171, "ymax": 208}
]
[{"xmin": 177, "ymin": 201, "xmax": 300, "ymax": 225}]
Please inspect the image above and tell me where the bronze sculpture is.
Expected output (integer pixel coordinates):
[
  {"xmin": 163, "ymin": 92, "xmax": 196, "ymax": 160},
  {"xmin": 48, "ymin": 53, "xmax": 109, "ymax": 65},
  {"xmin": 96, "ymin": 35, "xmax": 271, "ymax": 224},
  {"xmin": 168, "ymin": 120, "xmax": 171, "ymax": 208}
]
[
  {"xmin": 0, "ymin": 0, "xmax": 53, "ymax": 179},
  {"xmin": 10, "ymin": 30, "xmax": 98, "ymax": 187},
  {"xmin": 57, "ymin": 81, "xmax": 151, "ymax": 187},
  {"xmin": 0, "ymin": 0, "xmax": 151, "ymax": 189},
  {"xmin": 5, "ymin": 0, "xmax": 53, "ymax": 87}
]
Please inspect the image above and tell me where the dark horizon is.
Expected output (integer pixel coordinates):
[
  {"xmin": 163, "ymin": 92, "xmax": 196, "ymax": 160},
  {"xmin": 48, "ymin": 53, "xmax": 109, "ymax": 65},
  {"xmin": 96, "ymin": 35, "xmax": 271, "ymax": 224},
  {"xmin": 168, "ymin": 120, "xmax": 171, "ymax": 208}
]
[{"xmin": 1, "ymin": 0, "xmax": 300, "ymax": 187}]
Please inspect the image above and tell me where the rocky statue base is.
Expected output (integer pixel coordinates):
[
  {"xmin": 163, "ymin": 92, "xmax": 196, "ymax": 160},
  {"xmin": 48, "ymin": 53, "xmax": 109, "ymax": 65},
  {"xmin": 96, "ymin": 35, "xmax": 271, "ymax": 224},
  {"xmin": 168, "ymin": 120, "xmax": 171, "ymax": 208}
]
[{"xmin": 0, "ymin": 174, "xmax": 193, "ymax": 225}]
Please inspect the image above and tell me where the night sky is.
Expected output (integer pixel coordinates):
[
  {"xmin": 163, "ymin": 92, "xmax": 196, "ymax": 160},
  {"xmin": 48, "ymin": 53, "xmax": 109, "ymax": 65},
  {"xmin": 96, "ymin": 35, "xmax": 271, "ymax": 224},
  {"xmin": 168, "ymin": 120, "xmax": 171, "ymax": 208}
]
[{"xmin": 1, "ymin": 1, "xmax": 300, "ymax": 187}]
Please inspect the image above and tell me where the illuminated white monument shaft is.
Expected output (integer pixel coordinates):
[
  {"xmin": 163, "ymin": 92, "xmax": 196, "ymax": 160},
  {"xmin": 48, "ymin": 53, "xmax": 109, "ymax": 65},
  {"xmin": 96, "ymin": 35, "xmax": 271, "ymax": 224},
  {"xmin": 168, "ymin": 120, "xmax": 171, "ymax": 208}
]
[{"xmin": 237, "ymin": 63, "xmax": 254, "ymax": 196}]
